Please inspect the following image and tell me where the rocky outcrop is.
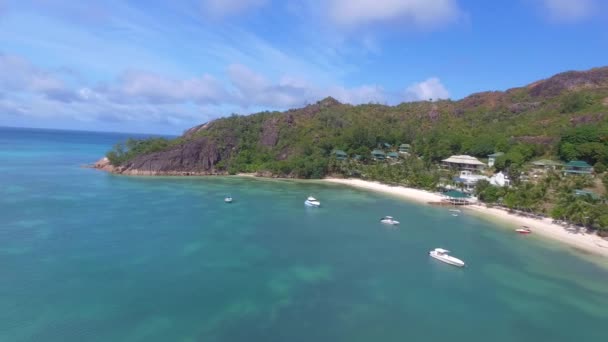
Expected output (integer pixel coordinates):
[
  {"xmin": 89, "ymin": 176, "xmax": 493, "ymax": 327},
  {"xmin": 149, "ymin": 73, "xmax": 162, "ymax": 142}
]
[
  {"xmin": 528, "ymin": 67, "xmax": 608, "ymax": 97},
  {"xmin": 101, "ymin": 137, "xmax": 233, "ymax": 176}
]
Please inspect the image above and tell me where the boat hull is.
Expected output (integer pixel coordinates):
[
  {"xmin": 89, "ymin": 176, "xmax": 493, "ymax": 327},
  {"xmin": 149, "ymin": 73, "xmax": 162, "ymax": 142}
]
[
  {"xmin": 380, "ymin": 220, "xmax": 399, "ymax": 225},
  {"xmin": 304, "ymin": 200, "xmax": 320, "ymax": 207},
  {"xmin": 429, "ymin": 252, "xmax": 465, "ymax": 267}
]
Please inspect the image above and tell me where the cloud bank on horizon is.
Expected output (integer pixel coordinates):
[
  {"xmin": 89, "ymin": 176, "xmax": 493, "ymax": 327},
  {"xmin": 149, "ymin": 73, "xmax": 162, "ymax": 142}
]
[{"xmin": 0, "ymin": 0, "xmax": 606, "ymax": 133}]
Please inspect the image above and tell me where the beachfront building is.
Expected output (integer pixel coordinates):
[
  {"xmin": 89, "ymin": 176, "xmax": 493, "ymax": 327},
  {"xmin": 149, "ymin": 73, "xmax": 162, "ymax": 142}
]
[
  {"xmin": 564, "ymin": 160, "xmax": 593, "ymax": 175},
  {"xmin": 399, "ymin": 144, "xmax": 411, "ymax": 154},
  {"xmin": 487, "ymin": 152, "xmax": 504, "ymax": 167},
  {"xmin": 530, "ymin": 159, "xmax": 564, "ymax": 172},
  {"xmin": 442, "ymin": 155, "xmax": 486, "ymax": 172},
  {"xmin": 332, "ymin": 149, "xmax": 348, "ymax": 161},
  {"xmin": 453, "ymin": 170, "xmax": 489, "ymax": 192},
  {"xmin": 371, "ymin": 149, "xmax": 386, "ymax": 161},
  {"xmin": 442, "ymin": 190, "xmax": 475, "ymax": 205}
]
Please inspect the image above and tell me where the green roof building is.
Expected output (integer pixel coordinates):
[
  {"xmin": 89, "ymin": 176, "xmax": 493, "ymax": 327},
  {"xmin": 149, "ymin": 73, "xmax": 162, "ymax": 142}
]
[
  {"xmin": 371, "ymin": 149, "xmax": 386, "ymax": 160},
  {"xmin": 564, "ymin": 160, "xmax": 593, "ymax": 175},
  {"xmin": 332, "ymin": 149, "xmax": 348, "ymax": 161},
  {"xmin": 399, "ymin": 144, "xmax": 411, "ymax": 154},
  {"xmin": 387, "ymin": 152, "xmax": 399, "ymax": 159}
]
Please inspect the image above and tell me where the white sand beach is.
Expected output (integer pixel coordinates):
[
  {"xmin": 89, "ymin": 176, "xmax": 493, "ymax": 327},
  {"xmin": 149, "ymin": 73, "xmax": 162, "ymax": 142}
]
[{"xmin": 324, "ymin": 178, "xmax": 608, "ymax": 259}]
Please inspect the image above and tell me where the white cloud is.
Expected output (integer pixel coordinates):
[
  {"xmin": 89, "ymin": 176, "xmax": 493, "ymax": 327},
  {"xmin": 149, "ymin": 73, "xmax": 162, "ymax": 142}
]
[
  {"xmin": 201, "ymin": 0, "xmax": 267, "ymax": 17},
  {"xmin": 0, "ymin": 52, "xmax": 77, "ymax": 102},
  {"xmin": 540, "ymin": 0, "xmax": 596, "ymax": 22},
  {"xmin": 404, "ymin": 77, "xmax": 449, "ymax": 101},
  {"xmin": 103, "ymin": 70, "xmax": 230, "ymax": 105},
  {"xmin": 327, "ymin": 0, "xmax": 461, "ymax": 29}
]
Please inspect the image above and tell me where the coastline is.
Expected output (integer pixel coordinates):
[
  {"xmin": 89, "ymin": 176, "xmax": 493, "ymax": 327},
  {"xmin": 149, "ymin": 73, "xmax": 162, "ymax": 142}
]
[{"xmin": 324, "ymin": 178, "xmax": 608, "ymax": 259}]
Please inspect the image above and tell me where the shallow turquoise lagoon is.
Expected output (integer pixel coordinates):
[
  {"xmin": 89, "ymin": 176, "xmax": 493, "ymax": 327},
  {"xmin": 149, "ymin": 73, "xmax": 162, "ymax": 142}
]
[{"xmin": 1, "ymin": 127, "xmax": 607, "ymax": 342}]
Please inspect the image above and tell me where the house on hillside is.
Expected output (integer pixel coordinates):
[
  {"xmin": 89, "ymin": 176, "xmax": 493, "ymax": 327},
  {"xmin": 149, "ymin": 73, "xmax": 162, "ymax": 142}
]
[
  {"xmin": 332, "ymin": 149, "xmax": 348, "ymax": 161},
  {"xmin": 442, "ymin": 155, "xmax": 486, "ymax": 172},
  {"xmin": 387, "ymin": 152, "xmax": 399, "ymax": 160},
  {"xmin": 487, "ymin": 152, "xmax": 504, "ymax": 167},
  {"xmin": 574, "ymin": 189, "xmax": 601, "ymax": 200},
  {"xmin": 530, "ymin": 159, "xmax": 564, "ymax": 172},
  {"xmin": 564, "ymin": 160, "xmax": 593, "ymax": 175},
  {"xmin": 399, "ymin": 144, "xmax": 411, "ymax": 154},
  {"xmin": 371, "ymin": 149, "xmax": 386, "ymax": 161}
]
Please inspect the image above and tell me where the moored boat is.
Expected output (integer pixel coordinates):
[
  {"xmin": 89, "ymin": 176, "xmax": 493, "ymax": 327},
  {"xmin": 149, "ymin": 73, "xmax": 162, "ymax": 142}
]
[
  {"xmin": 304, "ymin": 196, "xmax": 321, "ymax": 207},
  {"xmin": 515, "ymin": 226, "xmax": 532, "ymax": 234},
  {"xmin": 380, "ymin": 216, "xmax": 400, "ymax": 225},
  {"xmin": 224, "ymin": 196, "xmax": 233, "ymax": 203},
  {"xmin": 429, "ymin": 248, "xmax": 465, "ymax": 267}
]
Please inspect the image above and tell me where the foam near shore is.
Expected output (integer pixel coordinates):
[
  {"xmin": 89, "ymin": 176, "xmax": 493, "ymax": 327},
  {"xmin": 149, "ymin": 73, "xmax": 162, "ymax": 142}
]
[{"xmin": 324, "ymin": 178, "xmax": 608, "ymax": 259}]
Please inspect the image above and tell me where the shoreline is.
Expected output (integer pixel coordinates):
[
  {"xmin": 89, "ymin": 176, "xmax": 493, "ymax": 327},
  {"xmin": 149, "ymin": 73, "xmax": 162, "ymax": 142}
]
[
  {"xmin": 324, "ymin": 178, "xmax": 608, "ymax": 259},
  {"xmin": 90, "ymin": 162, "xmax": 608, "ymax": 259}
]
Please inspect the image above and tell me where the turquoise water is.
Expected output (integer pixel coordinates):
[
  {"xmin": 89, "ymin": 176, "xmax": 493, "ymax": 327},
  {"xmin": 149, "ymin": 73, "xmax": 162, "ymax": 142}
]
[{"xmin": 1, "ymin": 127, "xmax": 608, "ymax": 342}]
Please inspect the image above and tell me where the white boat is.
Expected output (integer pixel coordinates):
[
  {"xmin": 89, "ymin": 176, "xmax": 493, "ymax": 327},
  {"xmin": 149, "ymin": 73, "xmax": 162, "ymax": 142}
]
[
  {"xmin": 380, "ymin": 216, "xmax": 400, "ymax": 225},
  {"xmin": 515, "ymin": 227, "xmax": 532, "ymax": 234},
  {"xmin": 449, "ymin": 209, "xmax": 461, "ymax": 213},
  {"xmin": 224, "ymin": 196, "xmax": 233, "ymax": 203},
  {"xmin": 304, "ymin": 196, "xmax": 320, "ymax": 207},
  {"xmin": 429, "ymin": 248, "xmax": 465, "ymax": 267}
]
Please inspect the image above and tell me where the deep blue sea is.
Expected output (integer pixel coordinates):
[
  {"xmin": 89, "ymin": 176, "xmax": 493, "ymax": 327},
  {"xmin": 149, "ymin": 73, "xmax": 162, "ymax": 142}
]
[{"xmin": 1, "ymin": 126, "xmax": 608, "ymax": 342}]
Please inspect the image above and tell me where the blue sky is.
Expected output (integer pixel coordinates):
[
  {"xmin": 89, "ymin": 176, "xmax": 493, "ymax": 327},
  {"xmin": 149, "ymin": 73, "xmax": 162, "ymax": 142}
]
[{"xmin": 0, "ymin": 0, "xmax": 607, "ymax": 134}]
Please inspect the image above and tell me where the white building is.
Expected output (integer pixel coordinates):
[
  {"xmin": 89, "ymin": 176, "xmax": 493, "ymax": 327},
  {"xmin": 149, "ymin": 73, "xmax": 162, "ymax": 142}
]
[{"xmin": 442, "ymin": 155, "xmax": 486, "ymax": 172}]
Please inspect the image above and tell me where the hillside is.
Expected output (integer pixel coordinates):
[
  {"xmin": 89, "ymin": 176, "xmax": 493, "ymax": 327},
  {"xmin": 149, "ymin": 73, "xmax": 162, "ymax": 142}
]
[{"xmin": 104, "ymin": 66, "xmax": 608, "ymax": 178}]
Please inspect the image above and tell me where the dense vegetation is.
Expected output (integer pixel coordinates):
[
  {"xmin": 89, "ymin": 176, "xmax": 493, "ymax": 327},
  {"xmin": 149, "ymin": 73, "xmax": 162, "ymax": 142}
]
[{"xmin": 106, "ymin": 67, "xmax": 608, "ymax": 230}]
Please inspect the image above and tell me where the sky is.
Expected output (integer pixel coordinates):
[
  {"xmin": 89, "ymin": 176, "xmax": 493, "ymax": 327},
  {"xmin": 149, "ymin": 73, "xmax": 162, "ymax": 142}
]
[{"xmin": 0, "ymin": 0, "xmax": 607, "ymax": 134}]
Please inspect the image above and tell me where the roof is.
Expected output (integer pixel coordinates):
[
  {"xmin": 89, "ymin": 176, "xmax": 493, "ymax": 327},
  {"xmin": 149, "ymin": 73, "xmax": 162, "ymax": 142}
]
[
  {"xmin": 371, "ymin": 149, "xmax": 386, "ymax": 155},
  {"xmin": 387, "ymin": 152, "xmax": 399, "ymax": 157},
  {"xmin": 399, "ymin": 143, "xmax": 411, "ymax": 147},
  {"xmin": 442, "ymin": 155, "xmax": 485, "ymax": 166},
  {"xmin": 488, "ymin": 152, "xmax": 504, "ymax": 157},
  {"xmin": 574, "ymin": 190, "xmax": 600, "ymax": 199},
  {"xmin": 531, "ymin": 159, "xmax": 564, "ymax": 167},
  {"xmin": 566, "ymin": 160, "xmax": 592, "ymax": 168},
  {"xmin": 383, "ymin": 142, "xmax": 392, "ymax": 148},
  {"xmin": 332, "ymin": 149, "xmax": 347, "ymax": 156},
  {"xmin": 443, "ymin": 190, "xmax": 470, "ymax": 198}
]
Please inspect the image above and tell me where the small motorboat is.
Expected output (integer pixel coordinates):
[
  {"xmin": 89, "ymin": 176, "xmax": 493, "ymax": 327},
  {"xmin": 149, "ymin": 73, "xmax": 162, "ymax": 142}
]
[
  {"xmin": 304, "ymin": 196, "xmax": 321, "ymax": 207},
  {"xmin": 451, "ymin": 213, "xmax": 459, "ymax": 217},
  {"xmin": 380, "ymin": 216, "xmax": 400, "ymax": 225},
  {"xmin": 515, "ymin": 226, "xmax": 532, "ymax": 234},
  {"xmin": 429, "ymin": 248, "xmax": 465, "ymax": 267},
  {"xmin": 224, "ymin": 196, "xmax": 233, "ymax": 203},
  {"xmin": 449, "ymin": 209, "xmax": 461, "ymax": 213}
]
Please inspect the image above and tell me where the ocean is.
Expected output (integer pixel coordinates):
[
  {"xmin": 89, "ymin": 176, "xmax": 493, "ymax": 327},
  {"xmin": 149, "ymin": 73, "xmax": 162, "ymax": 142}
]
[{"xmin": 1, "ymin": 126, "xmax": 607, "ymax": 342}]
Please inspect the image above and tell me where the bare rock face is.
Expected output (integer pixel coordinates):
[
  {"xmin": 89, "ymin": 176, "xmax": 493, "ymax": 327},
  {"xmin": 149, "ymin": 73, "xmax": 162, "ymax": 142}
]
[
  {"xmin": 114, "ymin": 137, "xmax": 231, "ymax": 175},
  {"xmin": 528, "ymin": 67, "xmax": 608, "ymax": 97},
  {"xmin": 92, "ymin": 157, "xmax": 115, "ymax": 172},
  {"xmin": 260, "ymin": 118, "xmax": 279, "ymax": 147},
  {"xmin": 182, "ymin": 121, "xmax": 214, "ymax": 139}
]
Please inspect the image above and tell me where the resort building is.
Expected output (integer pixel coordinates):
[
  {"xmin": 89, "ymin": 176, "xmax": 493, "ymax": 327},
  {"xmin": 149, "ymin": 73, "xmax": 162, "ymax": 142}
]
[
  {"xmin": 530, "ymin": 159, "xmax": 564, "ymax": 172},
  {"xmin": 387, "ymin": 152, "xmax": 399, "ymax": 160},
  {"xmin": 573, "ymin": 189, "xmax": 600, "ymax": 200},
  {"xmin": 332, "ymin": 149, "xmax": 348, "ymax": 161},
  {"xmin": 487, "ymin": 152, "xmax": 504, "ymax": 167},
  {"xmin": 453, "ymin": 170, "xmax": 489, "ymax": 192},
  {"xmin": 489, "ymin": 171, "xmax": 510, "ymax": 187},
  {"xmin": 442, "ymin": 155, "xmax": 486, "ymax": 172},
  {"xmin": 371, "ymin": 149, "xmax": 386, "ymax": 161},
  {"xmin": 442, "ymin": 190, "xmax": 476, "ymax": 205},
  {"xmin": 399, "ymin": 144, "xmax": 411, "ymax": 154},
  {"xmin": 564, "ymin": 160, "xmax": 593, "ymax": 175}
]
